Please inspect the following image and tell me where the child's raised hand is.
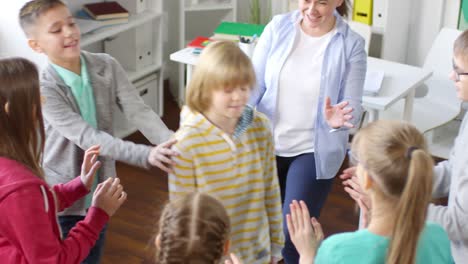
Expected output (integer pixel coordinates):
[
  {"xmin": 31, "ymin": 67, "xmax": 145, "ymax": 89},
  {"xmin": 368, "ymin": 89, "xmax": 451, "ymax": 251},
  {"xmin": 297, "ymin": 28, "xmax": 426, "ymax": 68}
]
[
  {"xmin": 343, "ymin": 175, "xmax": 372, "ymax": 228},
  {"xmin": 339, "ymin": 166, "xmax": 356, "ymax": 181},
  {"xmin": 343, "ymin": 175, "xmax": 368, "ymax": 204},
  {"xmin": 80, "ymin": 145, "xmax": 101, "ymax": 190},
  {"xmin": 92, "ymin": 178, "xmax": 127, "ymax": 216},
  {"xmin": 225, "ymin": 253, "xmax": 243, "ymax": 264},
  {"xmin": 324, "ymin": 97, "xmax": 354, "ymax": 129},
  {"xmin": 148, "ymin": 139, "xmax": 179, "ymax": 173},
  {"xmin": 286, "ymin": 200, "xmax": 323, "ymax": 264}
]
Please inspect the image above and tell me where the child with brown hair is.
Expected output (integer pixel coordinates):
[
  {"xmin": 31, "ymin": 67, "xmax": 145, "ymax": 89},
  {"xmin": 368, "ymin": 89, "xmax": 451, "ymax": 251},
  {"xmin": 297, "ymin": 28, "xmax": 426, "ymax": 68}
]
[
  {"xmin": 169, "ymin": 41, "xmax": 284, "ymax": 263},
  {"xmin": 0, "ymin": 57, "xmax": 127, "ymax": 263},
  {"xmin": 155, "ymin": 192, "xmax": 231, "ymax": 264},
  {"xmin": 287, "ymin": 120, "xmax": 453, "ymax": 263},
  {"xmin": 18, "ymin": 1, "xmax": 178, "ymax": 262}
]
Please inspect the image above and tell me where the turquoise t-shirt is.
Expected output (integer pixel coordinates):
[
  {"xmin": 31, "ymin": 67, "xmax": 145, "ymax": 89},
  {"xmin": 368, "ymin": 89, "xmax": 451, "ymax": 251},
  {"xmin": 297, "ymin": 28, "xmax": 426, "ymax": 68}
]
[
  {"xmin": 315, "ymin": 223, "xmax": 453, "ymax": 264},
  {"xmin": 51, "ymin": 56, "xmax": 98, "ymax": 209}
]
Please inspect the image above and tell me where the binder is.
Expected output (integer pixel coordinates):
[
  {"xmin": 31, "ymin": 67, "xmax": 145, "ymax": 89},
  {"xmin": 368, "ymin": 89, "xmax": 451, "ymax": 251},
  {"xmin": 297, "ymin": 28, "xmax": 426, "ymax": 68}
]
[
  {"xmin": 353, "ymin": 0, "xmax": 373, "ymax": 25},
  {"xmin": 373, "ymin": 0, "xmax": 387, "ymax": 28},
  {"xmin": 104, "ymin": 21, "xmax": 154, "ymax": 71},
  {"xmin": 140, "ymin": 22, "xmax": 155, "ymax": 68}
]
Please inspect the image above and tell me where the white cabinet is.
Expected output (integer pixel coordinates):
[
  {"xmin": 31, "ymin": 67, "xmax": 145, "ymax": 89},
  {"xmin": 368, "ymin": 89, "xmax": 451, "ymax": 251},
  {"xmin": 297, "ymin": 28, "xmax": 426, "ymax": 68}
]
[
  {"xmin": 370, "ymin": 0, "xmax": 411, "ymax": 63},
  {"xmin": 66, "ymin": 0, "xmax": 164, "ymax": 138},
  {"xmin": 176, "ymin": 0, "xmax": 237, "ymax": 105},
  {"xmin": 113, "ymin": 72, "xmax": 161, "ymax": 138}
]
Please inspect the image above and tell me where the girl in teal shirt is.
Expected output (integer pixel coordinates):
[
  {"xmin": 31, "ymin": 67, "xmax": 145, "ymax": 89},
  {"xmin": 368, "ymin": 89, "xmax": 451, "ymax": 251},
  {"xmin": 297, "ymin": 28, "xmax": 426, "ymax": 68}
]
[{"xmin": 286, "ymin": 120, "xmax": 453, "ymax": 264}]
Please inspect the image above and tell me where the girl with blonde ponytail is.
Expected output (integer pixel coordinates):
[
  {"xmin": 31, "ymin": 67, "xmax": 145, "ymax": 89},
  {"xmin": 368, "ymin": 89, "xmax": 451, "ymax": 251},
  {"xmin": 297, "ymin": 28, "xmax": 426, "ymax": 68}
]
[{"xmin": 285, "ymin": 120, "xmax": 453, "ymax": 264}]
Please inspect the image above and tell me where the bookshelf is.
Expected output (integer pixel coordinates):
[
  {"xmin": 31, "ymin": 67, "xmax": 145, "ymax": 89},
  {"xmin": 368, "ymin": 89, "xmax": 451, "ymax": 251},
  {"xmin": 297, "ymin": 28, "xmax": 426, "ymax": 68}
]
[
  {"xmin": 67, "ymin": 0, "xmax": 165, "ymax": 138},
  {"xmin": 175, "ymin": 0, "xmax": 237, "ymax": 105}
]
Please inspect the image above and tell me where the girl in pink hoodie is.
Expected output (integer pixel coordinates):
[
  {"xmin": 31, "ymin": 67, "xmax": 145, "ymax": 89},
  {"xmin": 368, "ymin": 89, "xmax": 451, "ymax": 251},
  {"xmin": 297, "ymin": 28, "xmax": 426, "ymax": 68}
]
[{"xmin": 0, "ymin": 57, "xmax": 127, "ymax": 263}]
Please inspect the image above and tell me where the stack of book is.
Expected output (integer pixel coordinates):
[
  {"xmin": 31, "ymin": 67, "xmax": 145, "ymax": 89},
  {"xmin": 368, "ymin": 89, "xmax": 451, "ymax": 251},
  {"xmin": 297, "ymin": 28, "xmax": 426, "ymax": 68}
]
[
  {"xmin": 75, "ymin": 1, "xmax": 129, "ymax": 34},
  {"xmin": 212, "ymin": 21, "xmax": 266, "ymax": 41},
  {"xmin": 187, "ymin": 36, "xmax": 213, "ymax": 54},
  {"xmin": 186, "ymin": 22, "xmax": 266, "ymax": 55}
]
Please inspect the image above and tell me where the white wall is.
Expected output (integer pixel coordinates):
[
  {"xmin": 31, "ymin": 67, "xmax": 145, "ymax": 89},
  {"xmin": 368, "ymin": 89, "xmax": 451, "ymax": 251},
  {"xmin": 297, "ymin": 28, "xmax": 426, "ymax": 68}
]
[
  {"xmin": 237, "ymin": 0, "xmax": 274, "ymax": 24},
  {"xmin": 0, "ymin": 1, "xmax": 47, "ymax": 69},
  {"xmin": 407, "ymin": 0, "xmax": 460, "ymax": 66},
  {"xmin": 0, "ymin": 0, "xmax": 97, "ymax": 69},
  {"xmin": 163, "ymin": 0, "xmax": 179, "ymax": 95}
]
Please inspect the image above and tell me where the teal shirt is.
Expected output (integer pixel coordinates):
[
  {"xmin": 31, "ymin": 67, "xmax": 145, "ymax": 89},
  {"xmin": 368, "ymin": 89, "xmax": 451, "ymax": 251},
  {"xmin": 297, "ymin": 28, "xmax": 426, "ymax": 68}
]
[
  {"xmin": 315, "ymin": 223, "xmax": 453, "ymax": 264},
  {"xmin": 51, "ymin": 56, "xmax": 98, "ymax": 208}
]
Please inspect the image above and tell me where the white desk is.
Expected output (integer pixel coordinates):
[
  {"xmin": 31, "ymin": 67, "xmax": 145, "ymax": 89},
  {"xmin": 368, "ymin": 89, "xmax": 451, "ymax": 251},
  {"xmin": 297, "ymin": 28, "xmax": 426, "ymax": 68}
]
[
  {"xmin": 170, "ymin": 48, "xmax": 433, "ymax": 122},
  {"xmin": 364, "ymin": 57, "xmax": 432, "ymax": 122}
]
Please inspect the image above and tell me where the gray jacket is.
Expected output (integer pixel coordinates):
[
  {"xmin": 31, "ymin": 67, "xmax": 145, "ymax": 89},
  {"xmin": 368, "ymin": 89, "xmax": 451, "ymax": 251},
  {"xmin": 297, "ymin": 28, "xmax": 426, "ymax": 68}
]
[
  {"xmin": 40, "ymin": 51, "xmax": 172, "ymax": 216},
  {"xmin": 428, "ymin": 112, "xmax": 468, "ymax": 263}
]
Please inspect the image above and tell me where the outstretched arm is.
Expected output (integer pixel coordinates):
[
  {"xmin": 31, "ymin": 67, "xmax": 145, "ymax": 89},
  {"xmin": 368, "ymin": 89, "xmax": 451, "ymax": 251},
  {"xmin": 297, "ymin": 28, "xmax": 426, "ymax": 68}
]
[
  {"xmin": 0, "ymin": 186, "xmax": 108, "ymax": 264},
  {"xmin": 325, "ymin": 38, "xmax": 367, "ymax": 130}
]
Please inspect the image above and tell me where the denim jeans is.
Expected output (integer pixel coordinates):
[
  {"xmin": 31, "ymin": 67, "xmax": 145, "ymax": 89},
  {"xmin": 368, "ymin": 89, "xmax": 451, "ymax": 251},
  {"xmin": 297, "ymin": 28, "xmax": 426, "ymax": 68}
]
[
  {"xmin": 276, "ymin": 153, "xmax": 334, "ymax": 264},
  {"xmin": 59, "ymin": 215, "xmax": 107, "ymax": 264}
]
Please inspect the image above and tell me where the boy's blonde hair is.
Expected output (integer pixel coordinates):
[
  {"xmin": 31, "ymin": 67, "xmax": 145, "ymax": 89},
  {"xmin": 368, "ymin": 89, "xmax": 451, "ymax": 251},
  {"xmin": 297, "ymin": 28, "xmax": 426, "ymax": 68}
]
[
  {"xmin": 19, "ymin": 0, "xmax": 66, "ymax": 37},
  {"xmin": 351, "ymin": 120, "xmax": 433, "ymax": 264},
  {"xmin": 156, "ymin": 192, "xmax": 230, "ymax": 264},
  {"xmin": 186, "ymin": 41, "xmax": 256, "ymax": 113}
]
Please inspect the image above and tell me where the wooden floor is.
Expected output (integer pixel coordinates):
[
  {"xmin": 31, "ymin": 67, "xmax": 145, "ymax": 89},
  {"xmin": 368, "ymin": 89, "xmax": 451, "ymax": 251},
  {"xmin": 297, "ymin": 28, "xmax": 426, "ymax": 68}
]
[{"xmin": 100, "ymin": 88, "xmax": 359, "ymax": 264}]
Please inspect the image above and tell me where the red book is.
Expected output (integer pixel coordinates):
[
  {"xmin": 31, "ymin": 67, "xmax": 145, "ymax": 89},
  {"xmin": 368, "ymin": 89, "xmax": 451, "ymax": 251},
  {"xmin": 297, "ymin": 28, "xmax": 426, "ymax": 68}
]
[
  {"xmin": 83, "ymin": 1, "xmax": 129, "ymax": 20},
  {"xmin": 187, "ymin": 36, "xmax": 213, "ymax": 49}
]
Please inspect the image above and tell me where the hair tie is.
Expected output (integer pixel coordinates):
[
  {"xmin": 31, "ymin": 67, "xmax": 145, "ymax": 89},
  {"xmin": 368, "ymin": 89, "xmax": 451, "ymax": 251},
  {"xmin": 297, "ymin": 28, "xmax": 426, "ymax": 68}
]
[{"xmin": 406, "ymin": 146, "xmax": 419, "ymax": 159}]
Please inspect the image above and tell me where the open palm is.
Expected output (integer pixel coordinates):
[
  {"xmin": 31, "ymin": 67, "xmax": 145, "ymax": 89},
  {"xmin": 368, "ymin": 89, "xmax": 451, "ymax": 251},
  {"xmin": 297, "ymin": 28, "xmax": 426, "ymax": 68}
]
[
  {"xmin": 324, "ymin": 97, "xmax": 354, "ymax": 129},
  {"xmin": 81, "ymin": 145, "xmax": 101, "ymax": 190}
]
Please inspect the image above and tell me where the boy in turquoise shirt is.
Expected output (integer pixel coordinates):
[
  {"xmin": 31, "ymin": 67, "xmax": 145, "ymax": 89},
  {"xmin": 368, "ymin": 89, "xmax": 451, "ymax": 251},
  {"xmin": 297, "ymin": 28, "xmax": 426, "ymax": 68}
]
[
  {"xmin": 19, "ymin": 1, "xmax": 178, "ymax": 263},
  {"xmin": 51, "ymin": 56, "xmax": 98, "ymax": 208}
]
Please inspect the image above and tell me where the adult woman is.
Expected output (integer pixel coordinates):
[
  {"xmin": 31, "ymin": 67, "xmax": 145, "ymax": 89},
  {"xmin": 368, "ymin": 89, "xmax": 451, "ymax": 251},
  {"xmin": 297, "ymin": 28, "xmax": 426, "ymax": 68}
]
[{"xmin": 250, "ymin": 0, "xmax": 366, "ymax": 262}]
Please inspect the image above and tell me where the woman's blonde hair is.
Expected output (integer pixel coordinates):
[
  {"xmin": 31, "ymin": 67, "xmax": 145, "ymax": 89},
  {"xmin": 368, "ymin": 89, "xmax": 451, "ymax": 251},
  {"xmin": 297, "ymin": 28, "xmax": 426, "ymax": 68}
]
[
  {"xmin": 351, "ymin": 120, "xmax": 433, "ymax": 264},
  {"xmin": 186, "ymin": 41, "xmax": 256, "ymax": 113},
  {"xmin": 0, "ymin": 58, "xmax": 45, "ymax": 179},
  {"xmin": 156, "ymin": 193, "xmax": 231, "ymax": 264}
]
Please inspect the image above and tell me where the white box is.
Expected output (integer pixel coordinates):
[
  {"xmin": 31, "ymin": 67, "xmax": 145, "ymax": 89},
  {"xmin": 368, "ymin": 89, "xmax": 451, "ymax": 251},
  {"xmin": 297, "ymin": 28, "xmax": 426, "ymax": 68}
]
[
  {"xmin": 140, "ymin": 22, "xmax": 155, "ymax": 68},
  {"xmin": 116, "ymin": 0, "xmax": 147, "ymax": 14},
  {"xmin": 373, "ymin": 0, "xmax": 387, "ymax": 28},
  {"xmin": 113, "ymin": 72, "xmax": 160, "ymax": 138},
  {"xmin": 104, "ymin": 23, "xmax": 154, "ymax": 71}
]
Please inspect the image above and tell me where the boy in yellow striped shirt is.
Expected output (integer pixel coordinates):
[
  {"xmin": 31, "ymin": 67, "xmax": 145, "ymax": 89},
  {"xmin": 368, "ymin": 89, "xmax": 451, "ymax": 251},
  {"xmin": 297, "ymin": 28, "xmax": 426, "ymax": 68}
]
[{"xmin": 168, "ymin": 41, "xmax": 284, "ymax": 264}]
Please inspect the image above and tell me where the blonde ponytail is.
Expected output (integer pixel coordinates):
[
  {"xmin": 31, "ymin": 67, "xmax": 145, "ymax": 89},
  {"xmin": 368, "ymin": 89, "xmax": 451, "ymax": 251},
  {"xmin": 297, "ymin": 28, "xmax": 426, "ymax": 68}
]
[
  {"xmin": 387, "ymin": 149, "xmax": 433, "ymax": 264},
  {"xmin": 351, "ymin": 120, "xmax": 434, "ymax": 264}
]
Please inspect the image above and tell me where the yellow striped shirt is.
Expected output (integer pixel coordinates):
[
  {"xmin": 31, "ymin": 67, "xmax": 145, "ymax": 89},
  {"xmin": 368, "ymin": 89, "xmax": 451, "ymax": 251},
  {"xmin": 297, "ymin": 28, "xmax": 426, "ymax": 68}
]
[{"xmin": 169, "ymin": 106, "xmax": 284, "ymax": 264}]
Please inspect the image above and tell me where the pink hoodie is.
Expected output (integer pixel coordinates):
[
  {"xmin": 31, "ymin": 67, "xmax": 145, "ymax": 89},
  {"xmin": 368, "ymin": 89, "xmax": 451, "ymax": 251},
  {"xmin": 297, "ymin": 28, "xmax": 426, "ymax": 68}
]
[{"xmin": 0, "ymin": 157, "xmax": 109, "ymax": 264}]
